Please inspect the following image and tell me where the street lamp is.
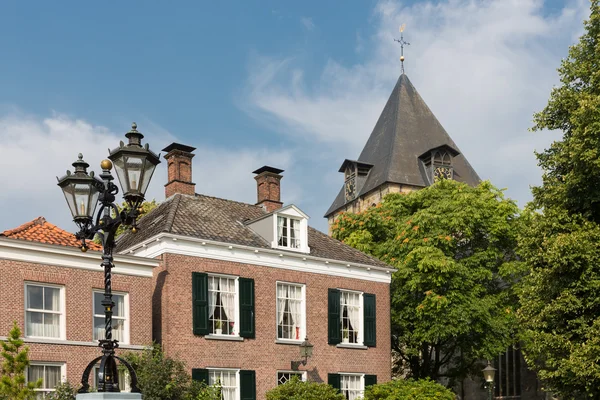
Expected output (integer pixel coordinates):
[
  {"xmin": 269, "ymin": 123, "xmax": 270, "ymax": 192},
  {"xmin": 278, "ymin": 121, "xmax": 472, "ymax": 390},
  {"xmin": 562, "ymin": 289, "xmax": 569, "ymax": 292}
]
[
  {"xmin": 482, "ymin": 360, "xmax": 497, "ymax": 400},
  {"xmin": 57, "ymin": 123, "xmax": 160, "ymax": 394},
  {"xmin": 291, "ymin": 337, "xmax": 314, "ymax": 370}
]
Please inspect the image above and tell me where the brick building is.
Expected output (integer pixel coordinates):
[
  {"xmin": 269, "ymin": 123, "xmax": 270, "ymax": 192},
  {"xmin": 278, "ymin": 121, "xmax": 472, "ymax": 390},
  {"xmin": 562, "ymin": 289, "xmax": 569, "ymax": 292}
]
[
  {"xmin": 115, "ymin": 143, "xmax": 395, "ymax": 400},
  {"xmin": 0, "ymin": 217, "xmax": 157, "ymax": 398}
]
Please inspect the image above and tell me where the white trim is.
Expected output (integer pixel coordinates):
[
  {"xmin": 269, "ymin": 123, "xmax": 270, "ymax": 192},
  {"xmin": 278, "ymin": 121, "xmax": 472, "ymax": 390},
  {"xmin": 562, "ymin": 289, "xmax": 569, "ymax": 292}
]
[
  {"xmin": 207, "ymin": 368, "xmax": 240, "ymax": 400},
  {"xmin": 0, "ymin": 238, "xmax": 157, "ymax": 277},
  {"xmin": 207, "ymin": 274, "xmax": 240, "ymax": 337},
  {"xmin": 122, "ymin": 233, "xmax": 393, "ymax": 283},
  {"xmin": 28, "ymin": 361, "xmax": 66, "ymax": 396},
  {"xmin": 92, "ymin": 290, "xmax": 130, "ymax": 345},
  {"xmin": 339, "ymin": 289, "xmax": 364, "ymax": 346},
  {"xmin": 275, "ymin": 281, "xmax": 306, "ymax": 341},
  {"xmin": 24, "ymin": 282, "xmax": 66, "ymax": 340},
  {"xmin": 0, "ymin": 336, "xmax": 146, "ymax": 349}
]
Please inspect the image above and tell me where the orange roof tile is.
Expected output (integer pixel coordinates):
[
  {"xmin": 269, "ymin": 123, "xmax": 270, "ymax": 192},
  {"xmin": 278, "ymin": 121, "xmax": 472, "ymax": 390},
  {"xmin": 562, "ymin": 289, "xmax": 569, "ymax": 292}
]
[{"xmin": 1, "ymin": 217, "xmax": 102, "ymax": 251}]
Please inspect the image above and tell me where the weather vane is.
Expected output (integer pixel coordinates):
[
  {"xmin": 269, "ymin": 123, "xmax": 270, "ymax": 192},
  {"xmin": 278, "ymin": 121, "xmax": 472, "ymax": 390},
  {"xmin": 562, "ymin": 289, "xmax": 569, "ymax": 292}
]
[{"xmin": 394, "ymin": 24, "xmax": 410, "ymax": 74}]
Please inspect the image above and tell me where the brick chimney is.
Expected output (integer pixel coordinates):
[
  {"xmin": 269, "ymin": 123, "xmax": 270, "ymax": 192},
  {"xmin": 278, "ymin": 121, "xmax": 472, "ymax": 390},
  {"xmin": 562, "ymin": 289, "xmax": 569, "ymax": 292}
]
[
  {"xmin": 253, "ymin": 166, "xmax": 284, "ymax": 212},
  {"xmin": 162, "ymin": 143, "xmax": 196, "ymax": 198}
]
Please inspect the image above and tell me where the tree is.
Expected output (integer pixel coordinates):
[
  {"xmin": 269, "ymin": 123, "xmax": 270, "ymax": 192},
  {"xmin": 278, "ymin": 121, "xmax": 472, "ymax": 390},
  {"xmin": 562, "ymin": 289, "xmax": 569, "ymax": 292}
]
[
  {"xmin": 517, "ymin": 1, "xmax": 600, "ymax": 396},
  {"xmin": 265, "ymin": 376, "xmax": 345, "ymax": 400},
  {"xmin": 0, "ymin": 322, "xmax": 41, "ymax": 400},
  {"xmin": 332, "ymin": 179, "xmax": 522, "ymax": 386},
  {"xmin": 364, "ymin": 378, "xmax": 455, "ymax": 400},
  {"xmin": 94, "ymin": 199, "xmax": 159, "ymax": 244}
]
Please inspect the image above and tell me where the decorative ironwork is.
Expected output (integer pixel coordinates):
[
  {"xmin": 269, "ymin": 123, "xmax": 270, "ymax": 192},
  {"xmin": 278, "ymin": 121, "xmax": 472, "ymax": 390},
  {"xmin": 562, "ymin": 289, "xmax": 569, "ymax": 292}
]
[{"xmin": 394, "ymin": 24, "xmax": 410, "ymax": 74}]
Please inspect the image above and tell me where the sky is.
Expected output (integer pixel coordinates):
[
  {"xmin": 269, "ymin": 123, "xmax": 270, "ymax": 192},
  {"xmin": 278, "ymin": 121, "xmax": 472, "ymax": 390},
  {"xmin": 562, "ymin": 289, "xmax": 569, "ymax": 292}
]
[{"xmin": 0, "ymin": 0, "xmax": 590, "ymax": 234}]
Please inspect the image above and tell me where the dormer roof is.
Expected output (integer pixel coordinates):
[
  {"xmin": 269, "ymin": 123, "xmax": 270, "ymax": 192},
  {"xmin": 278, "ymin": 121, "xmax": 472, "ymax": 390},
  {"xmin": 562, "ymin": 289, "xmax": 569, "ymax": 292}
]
[{"xmin": 325, "ymin": 73, "xmax": 480, "ymax": 217}]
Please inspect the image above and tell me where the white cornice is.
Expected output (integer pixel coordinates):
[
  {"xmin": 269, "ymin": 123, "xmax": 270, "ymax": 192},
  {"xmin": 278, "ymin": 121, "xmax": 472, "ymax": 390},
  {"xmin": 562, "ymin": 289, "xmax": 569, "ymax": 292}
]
[
  {"xmin": 0, "ymin": 336, "xmax": 147, "ymax": 350},
  {"xmin": 120, "ymin": 233, "xmax": 393, "ymax": 283},
  {"xmin": 0, "ymin": 238, "xmax": 158, "ymax": 277}
]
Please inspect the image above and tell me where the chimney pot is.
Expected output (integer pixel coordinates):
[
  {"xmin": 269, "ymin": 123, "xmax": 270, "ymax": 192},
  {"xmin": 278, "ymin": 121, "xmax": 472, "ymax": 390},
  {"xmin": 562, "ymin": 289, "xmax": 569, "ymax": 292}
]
[
  {"xmin": 253, "ymin": 166, "xmax": 284, "ymax": 213},
  {"xmin": 162, "ymin": 143, "xmax": 196, "ymax": 198}
]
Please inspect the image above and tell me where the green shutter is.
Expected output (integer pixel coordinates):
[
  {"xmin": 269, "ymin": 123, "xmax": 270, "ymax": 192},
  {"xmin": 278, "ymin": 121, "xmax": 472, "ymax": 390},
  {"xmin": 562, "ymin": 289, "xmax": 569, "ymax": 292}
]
[
  {"xmin": 240, "ymin": 370, "xmax": 256, "ymax": 400},
  {"xmin": 363, "ymin": 293, "xmax": 376, "ymax": 347},
  {"xmin": 328, "ymin": 373, "xmax": 341, "ymax": 392},
  {"xmin": 364, "ymin": 374, "xmax": 377, "ymax": 387},
  {"xmin": 192, "ymin": 272, "xmax": 209, "ymax": 335},
  {"xmin": 239, "ymin": 278, "xmax": 255, "ymax": 338},
  {"xmin": 328, "ymin": 289, "xmax": 341, "ymax": 344},
  {"xmin": 191, "ymin": 368, "xmax": 208, "ymax": 383}
]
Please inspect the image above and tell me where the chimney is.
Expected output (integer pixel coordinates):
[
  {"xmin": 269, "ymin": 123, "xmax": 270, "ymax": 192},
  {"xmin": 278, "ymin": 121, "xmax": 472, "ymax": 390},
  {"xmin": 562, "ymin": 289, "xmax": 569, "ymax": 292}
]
[
  {"xmin": 162, "ymin": 143, "xmax": 196, "ymax": 198},
  {"xmin": 253, "ymin": 166, "xmax": 284, "ymax": 212}
]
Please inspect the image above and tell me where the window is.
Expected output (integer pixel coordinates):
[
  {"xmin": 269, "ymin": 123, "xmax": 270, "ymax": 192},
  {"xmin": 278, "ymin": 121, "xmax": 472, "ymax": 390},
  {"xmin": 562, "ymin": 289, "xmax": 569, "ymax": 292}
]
[
  {"xmin": 432, "ymin": 150, "xmax": 453, "ymax": 180},
  {"xmin": 277, "ymin": 216, "xmax": 301, "ymax": 249},
  {"xmin": 209, "ymin": 369, "xmax": 238, "ymax": 400},
  {"xmin": 92, "ymin": 365, "xmax": 130, "ymax": 392},
  {"xmin": 341, "ymin": 291, "xmax": 362, "ymax": 345},
  {"xmin": 209, "ymin": 275, "xmax": 238, "ymax": 335},
  {"xmin": 28, "ymin": 363, "xmax": 63, "ymax": 399},
  {"xmin": 340, "ymin": 374, "xmax": 364, "ymax": 400},
  {"xmin": 93, "ymin": 291, "xmax": 128, "ymax": 343},
  {"xmin": 277, "ymin": 283, "xmax": 305, "ymax": 341},
  {"xmin": 495, "ymin": 346, "xmax": 522, "ymax": 398},
  {"xmin": 25, "ymin": 284, "xmax": 64, "ymax": 339},
  {"xmin": 277, "ymin": 371, "xmax": 306, "ymax": 385}
]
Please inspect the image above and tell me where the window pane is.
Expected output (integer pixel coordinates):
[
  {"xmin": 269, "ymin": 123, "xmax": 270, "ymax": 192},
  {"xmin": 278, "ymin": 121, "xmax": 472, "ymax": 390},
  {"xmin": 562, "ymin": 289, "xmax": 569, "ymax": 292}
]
[
  {"xmin": 209, "ymin": 277, "xmax": 237, "ymax": 335},
  {"xmin": 94, "ymin": 317, "xmax": 104, "ymax": 340},
  {"xmin": 27, "ymin": 311, "xmax": 44, "ymax": 336},
  {"xmin": 113, "ymin": 294, "xmax": 125, "ymax": 318},
  {"xmin": 28, "ymin": 365, "xmax": 44, "ymax": 385},
  {"xmin": 45, "ymin": 366, "xmax": 61, "ymax": 388},
  {"xmin": 277, "ymin": 217, "xmax": 288, "ymax": 247},
  {"xmin": 28, "ymin": 286, "xmax": 43, "ymax": 310},
  {"xmin": 94, "ymin": 292, "xmax": 104, "ymax": 315},
  {"xmin": 44, "ymin": 287, "xmax": 60, "ymax": 311},
  {"xmin": 341, "ymin": 292, "xmax": 361, "ymax": 344},
  {"xmin": 277, "ymin": 283, "xmax": 303, "ymax": 340},
  {"xmin": 44, "ymin": 313, "xmax": 60, "ymax": 338}
]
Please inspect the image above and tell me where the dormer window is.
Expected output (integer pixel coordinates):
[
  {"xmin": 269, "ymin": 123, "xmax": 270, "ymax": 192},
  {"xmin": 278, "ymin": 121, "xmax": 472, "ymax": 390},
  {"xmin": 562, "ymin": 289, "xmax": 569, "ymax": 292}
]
[
  {"xmin": 277, "ymin": 216, "xmax": 301, "ymax": 249},
  {"xmin": 432, "ymin": 150, "xmax": 453, "ymax": 180}
]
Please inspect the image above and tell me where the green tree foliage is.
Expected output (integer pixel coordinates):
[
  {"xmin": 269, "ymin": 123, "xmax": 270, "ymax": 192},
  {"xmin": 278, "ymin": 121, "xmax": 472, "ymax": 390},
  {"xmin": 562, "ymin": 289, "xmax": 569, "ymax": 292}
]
[
  {"xmin": 121, "ymin": 344, "xmax": 219, "ymax": 400},
  {"xmin": 517, "ymin": 1, "xmax": 600, "ymax": 396},
  {"xmin": 364, "ymin": 378, "xmax": 455, "ymax": 400},
  {"xmin": 265, "ymin": 376, "xmax": 345, "ymax": 400},
  {"xmin": 46, "ymin": 382, "xmax": 78, "ymax": 400},
  {"xmin": 115, "ymin": 199, "xmax": 158, "ymax": 239},
  {"xmin": 332, "ymin": 180, "xmax": 522, "ymax": 384},
  {"xmin": 0, "ymin": 322, "xmax": 41, "ymax": 400}
]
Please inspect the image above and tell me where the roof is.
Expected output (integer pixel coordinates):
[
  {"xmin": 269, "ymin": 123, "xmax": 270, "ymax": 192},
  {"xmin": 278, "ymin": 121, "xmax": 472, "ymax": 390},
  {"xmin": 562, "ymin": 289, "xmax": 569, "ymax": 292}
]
[
  {"xmin": 1, "ymin": 217, "xmax": 101, "ymax": 251},
  {"xmin": 325, "ymin": 73, "xmax": 480, "ymax": 217},
  {"xmin": 162, "ymin": 143, "xmax": 197, "ymax": 153},
  {"xmin": 116, "ymin": 193, "xmax": 389, "ymax": 268}
]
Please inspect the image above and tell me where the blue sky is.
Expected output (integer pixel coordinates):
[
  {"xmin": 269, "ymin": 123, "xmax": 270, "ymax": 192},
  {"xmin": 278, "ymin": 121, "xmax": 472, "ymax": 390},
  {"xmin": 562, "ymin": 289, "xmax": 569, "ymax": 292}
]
[{"xmin": 0, "ymin": 0, "xmax": 589, "ymax": 234}]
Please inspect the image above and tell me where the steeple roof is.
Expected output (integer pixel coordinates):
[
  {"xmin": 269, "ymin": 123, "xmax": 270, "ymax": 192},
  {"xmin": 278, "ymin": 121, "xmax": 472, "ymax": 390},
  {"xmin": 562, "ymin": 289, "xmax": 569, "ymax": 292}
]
[{"xmin": 325, "ymin": 73, "xmax": 480, "ymax": 217}]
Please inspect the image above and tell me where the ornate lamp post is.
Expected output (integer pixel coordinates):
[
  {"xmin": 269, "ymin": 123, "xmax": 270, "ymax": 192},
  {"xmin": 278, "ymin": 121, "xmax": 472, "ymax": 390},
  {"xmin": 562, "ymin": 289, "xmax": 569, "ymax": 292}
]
[
  {"xmin": 291, "ymin": 337, "xmax": 314, "ymax": 371},
  {"xmin": 57, "ymin": 123, "xmax": 160, "ymax": 394},
  {"xmin": 482, "ymin": 361, "xmax": 497, "ymax": 400}
]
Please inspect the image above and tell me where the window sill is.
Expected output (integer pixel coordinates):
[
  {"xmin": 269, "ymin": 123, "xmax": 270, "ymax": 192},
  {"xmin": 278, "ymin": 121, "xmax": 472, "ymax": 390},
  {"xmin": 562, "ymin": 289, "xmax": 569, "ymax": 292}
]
[
  {"xmin": 205, "ymin": 334, "xmax": 244, "ymax": 342},
  {"xmin": 336, "ymin": 343, "xmax": 368, "ymax": 350},
  {"xmin": 275, "ymin": 339, "xmax": 303, "ymax": 346}
]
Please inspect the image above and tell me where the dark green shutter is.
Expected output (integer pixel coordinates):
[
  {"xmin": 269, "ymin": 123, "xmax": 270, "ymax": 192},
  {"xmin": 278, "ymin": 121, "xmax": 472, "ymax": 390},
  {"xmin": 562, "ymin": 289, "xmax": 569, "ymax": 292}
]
[
  {"xmin": 191, "ymin": 368, "xmax": 208, "ymax": 383},
  {"xmin": 328, "ymin": 373, "xmax": 341, "ymax": 392},
  {"xmin": 192, "ymin": 272, "xmax": 209, "ymax": 335},
  {"xmin": 240, "ymin": 370, "xmax": 256, "ymax": 400},
  {"xmin": 364, "ymin": 374, "xmax": 377, "ymax": 387},
  {"xmin": 239, "ymin": 278, "xmax": 255, "ymax": 338},
  {"xmin": 363, "ymin": 293, "xmax": 376, "ymax": 347},
  {"xmin": 328, "ymin": 289, "xmax": 341, "ymax": 344}
]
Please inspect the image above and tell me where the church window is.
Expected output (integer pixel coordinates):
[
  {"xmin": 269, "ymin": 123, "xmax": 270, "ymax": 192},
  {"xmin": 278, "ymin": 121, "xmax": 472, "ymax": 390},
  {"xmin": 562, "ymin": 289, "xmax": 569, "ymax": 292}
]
[
  {"xmin": 345, "ymin": 166, "xmax": 357, "ymax": 202},
  {"xmin": 495, "ymin": 346, "xmax": 522, "ymax": 398},
  {"xmin": 432, "ymin": 150, "xmax": 453, "ymax": 181}
]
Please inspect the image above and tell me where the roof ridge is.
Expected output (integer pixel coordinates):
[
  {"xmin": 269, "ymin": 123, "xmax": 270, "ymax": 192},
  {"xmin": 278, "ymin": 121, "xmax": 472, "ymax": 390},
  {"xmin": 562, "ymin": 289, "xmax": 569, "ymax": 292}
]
[
  {"xmin": 165, "ymin": 193, "xmax": 182, "ymax": 233},
  {"xmin": 1, "ymin": 216, "xmax": 46, "ymax": 237},
  {"xmin": 194, "ymin": 193, "xmax": 265, "ymax": 210}
]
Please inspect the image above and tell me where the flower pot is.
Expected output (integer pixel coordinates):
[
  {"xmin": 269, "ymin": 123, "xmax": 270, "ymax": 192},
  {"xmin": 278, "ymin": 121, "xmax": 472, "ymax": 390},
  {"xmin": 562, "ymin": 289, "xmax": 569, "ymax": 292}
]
[
  {"xmin": 342, "ymin": 337, "xmax": 349, "ymax": 344},
  {"xmin": 215, "ymin": 328, "xmax": 222, "ymax": 335}
]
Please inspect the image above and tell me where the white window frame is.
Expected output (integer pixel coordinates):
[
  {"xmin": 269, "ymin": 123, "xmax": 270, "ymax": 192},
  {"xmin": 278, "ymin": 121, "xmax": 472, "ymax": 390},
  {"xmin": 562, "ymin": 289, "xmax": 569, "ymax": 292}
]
[
  {"xmin": 27, "ymin": 362, "xmax": 66, "ymax": 399},
  {"xmin": 92, "ymin": 364, "xmax": 131, "ymax": 392},
  {"xmin": 24, "ymin": 282, "xmax": 66, "ymax": 340},
  {"xmin": 207, "ymin": 274, "xmax": 240, "ymax": 338},
  {"xmin": 276, "ymin": 370, "xmax": 307, "ymax": 385},
  {"xmin": 340, "ymin": 289, "xmax": 364, "ymax": 346},
  {"xmin": 92, "ymin": 290, "xmax": 130, "ymax": 344},
  {"xmin": 276, "ymin": 216, "xmax": 302, "ymax": 249},
  {"xmin": 207, "ymin": 368, "xmax": 240, "ymax": 400},
  {"xmin": 275, "ymin": 281, "xmax": 306, "ymax": 342},
  {"xmin": 339, "ymin": 373, "xmax": 365, "ymax": 400},
  {"xmin": 271, "ymin": 207, "xmax": 310, "ymax": 253}
]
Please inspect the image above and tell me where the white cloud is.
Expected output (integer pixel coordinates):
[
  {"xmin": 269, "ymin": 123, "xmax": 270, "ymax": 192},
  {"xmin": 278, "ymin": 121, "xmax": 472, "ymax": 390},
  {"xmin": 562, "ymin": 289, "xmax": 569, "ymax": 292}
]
[
  {"xmin": 243, "ymin": 0, "xmax": 589, "ymax": 209},
  {"xmin": 301, "ymin": 17, "xmax": 315, "ymax": 31},
  {"xmin": 0, "ymin": 113, "xmax": 295, "ymax": 232}
]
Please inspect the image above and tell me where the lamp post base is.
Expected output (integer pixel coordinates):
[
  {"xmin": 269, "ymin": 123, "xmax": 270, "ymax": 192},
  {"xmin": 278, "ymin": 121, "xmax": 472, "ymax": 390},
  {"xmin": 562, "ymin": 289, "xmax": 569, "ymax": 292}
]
[{"xmin": 76, "ymin": 393, "xmax": 142, "ymax": 400}]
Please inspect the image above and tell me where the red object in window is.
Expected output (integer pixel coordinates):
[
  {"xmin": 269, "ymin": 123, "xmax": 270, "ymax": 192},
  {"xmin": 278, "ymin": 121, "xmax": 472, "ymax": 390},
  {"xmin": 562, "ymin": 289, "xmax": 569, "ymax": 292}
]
[{"xmin": 296, "ymin": 327, "xmax": 300, "ymax": 340}]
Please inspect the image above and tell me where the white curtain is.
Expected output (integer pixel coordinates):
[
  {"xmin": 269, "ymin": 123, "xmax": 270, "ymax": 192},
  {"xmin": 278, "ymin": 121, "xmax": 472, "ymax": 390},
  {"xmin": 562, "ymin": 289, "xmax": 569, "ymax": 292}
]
[
  {"xmin": 208, "ymin": 278, "xmax": 218, "ymax": 320},
  {"xmin": 45, "ymin": 366, "xmax": 60, "ymax": 388},
  {"xmin": 221, "ymin": 280, "xmax": 236, "ymax": 327},
  {"xmin": 290, "ymin": 287, "xmax": 302, "ymax": 339},
  {"xmin": 347, "ymin": 294, "xmax": 360, "ymax": 341},
  {"xmin": 277, "ymin": 285, "xmax": 286, "ymax": 325}
]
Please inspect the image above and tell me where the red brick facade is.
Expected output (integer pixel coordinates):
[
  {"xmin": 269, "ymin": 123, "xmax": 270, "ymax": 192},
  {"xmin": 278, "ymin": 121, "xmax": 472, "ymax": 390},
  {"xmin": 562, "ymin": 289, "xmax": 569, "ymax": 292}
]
[
  {"xmin": 0, "ymin": 244, "xmax": 154, "ymax": 386},
  {"xmin": 156, "ymin": 252, "xmax": 391, "ymax": 399}
]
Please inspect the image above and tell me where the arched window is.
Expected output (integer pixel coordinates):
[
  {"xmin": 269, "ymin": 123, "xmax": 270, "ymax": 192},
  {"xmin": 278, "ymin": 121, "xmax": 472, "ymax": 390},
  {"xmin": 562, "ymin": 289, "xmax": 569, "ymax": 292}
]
[{"xmin": 432, "ymin": 150, "xmax": 453, "ymax": 180}]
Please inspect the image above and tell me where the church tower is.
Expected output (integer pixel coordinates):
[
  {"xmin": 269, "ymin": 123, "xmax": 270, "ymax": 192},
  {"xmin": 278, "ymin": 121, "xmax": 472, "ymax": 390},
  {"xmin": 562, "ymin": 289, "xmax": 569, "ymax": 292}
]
[{"xmin": 324, "ymin": 72, "xmax": 480, "ymax": 232}]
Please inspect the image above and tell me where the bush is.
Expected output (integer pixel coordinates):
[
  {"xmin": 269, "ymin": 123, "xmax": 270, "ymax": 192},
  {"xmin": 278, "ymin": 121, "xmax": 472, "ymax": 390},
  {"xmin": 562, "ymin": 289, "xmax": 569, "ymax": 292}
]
[
  {"xmin": 47, "ymin": 382, "xmax": 78, "ymax": 400},
  {"xmin": 265, "ymin": 376, "xmax": 345, "ymax": 400},
  {"xmin": 364, "ymin": 379, "xmax": 455, "ymax": 400}
]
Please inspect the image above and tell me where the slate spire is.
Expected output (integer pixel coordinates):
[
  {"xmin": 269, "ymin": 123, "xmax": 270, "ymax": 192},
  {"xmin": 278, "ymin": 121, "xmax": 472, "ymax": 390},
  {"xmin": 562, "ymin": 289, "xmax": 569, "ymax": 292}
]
[{"xmin": 325, "ymin": 73, "xmax": 480, "ymax": 218}]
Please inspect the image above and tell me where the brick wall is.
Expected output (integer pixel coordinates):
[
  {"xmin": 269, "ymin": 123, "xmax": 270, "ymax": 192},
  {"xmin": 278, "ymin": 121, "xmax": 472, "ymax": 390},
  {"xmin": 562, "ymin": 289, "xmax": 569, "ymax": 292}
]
[
  {"xmin": 157, "ymin": 253, "xmax": 391, "ymax": 399},
  {"xmin": 0, "ymin": 257, "xmax": 153, "ymax": 385}
]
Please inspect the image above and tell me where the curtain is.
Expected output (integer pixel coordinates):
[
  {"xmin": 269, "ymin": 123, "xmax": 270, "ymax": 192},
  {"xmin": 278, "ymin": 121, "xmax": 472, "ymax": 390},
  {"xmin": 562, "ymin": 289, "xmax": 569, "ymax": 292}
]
[
  {"xmin": 290, "ymin": 287, "xmax": 302, "ymax": 339},
  {"xmin": 45, "ymin": 366, "xmax": 61, "ymax": 388},
  {"xmin": 277, "ymin": 217, "xmax": 287, "ymax": 246},
  {"xmin": 347, "ymin": 294, "xmax": 360, "ymax": 342},
  {"xmin": 221, "ymin": 279, "xmax": 236, "ymax": 327},
  {"xmin": 277, "ymin": 285, "xmax": 286, "ymax": 325},
  {"xmin": 208, "ymin": 278, "xmax": 218, "ymax": 320}
]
